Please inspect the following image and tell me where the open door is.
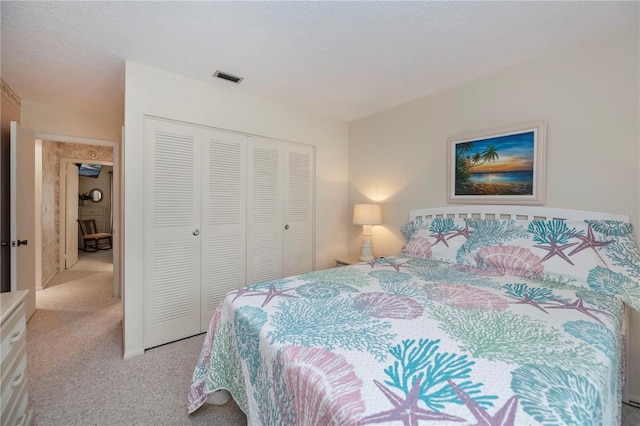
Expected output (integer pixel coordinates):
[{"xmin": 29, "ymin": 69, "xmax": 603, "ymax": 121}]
[
  {"xmin": 65, "ymin": 162, "xmax": 79, "ymax": 268},
  {"xmin": 10, "ymin": 121, "xmax": 36, "ymax": 319}
]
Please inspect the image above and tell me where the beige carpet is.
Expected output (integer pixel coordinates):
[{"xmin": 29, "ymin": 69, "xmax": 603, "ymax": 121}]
[
  {"xmin": 27, "ymin": 250, "xmax": 640, "ymax": 425},
  {"xmin": 27, "ymin": 250, "xmax": 246, "ymax": 425}
]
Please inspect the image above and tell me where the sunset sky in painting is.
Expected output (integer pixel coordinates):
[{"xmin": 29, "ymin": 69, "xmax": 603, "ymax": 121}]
[{"xmin": 458, "ymin": 131, "xmax": 534, "ymax": 173}]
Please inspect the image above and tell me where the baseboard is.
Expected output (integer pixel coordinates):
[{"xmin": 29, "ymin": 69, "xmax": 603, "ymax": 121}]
[
  {"xmin": 123, "ymin": 348, "xmax": 145, "ymax": 360},
  {"xmin": 629, "ymin": 394, "xmax": 640, "ymax": 404}
]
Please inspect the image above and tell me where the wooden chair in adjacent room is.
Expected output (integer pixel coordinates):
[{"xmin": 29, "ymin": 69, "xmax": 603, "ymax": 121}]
[{"xmin": 78, "ymin": 219, "xmax": 113, "ymax": 252}]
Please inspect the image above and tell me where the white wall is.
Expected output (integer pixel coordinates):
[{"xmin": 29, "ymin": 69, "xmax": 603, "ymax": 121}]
[
  {"xmin": 21, "ymin": 101, "xmax": 122, "ymax": 142},
  {"xmin": 348, "ymin": 26, "xmax": 640, "ymax": 397},
  {"xmin": 123, "ymin": 61, "xmax": 349, "ymax": 358},
  {"xmin": 349, "ymin": 25, "xmax": 639, "ymax": 255}
]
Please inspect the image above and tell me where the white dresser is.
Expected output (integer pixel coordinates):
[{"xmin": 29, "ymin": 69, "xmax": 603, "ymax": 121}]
[{"xmin": 1, "ymin": 290, "xmax": 32, "ymax": 426}]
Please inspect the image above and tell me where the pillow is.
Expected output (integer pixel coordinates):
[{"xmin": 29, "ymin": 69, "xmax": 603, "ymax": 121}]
[
  {"xmin": 580, "ymin": 220, "xmax": 640, "ymax": 312},
  {"xmin": 400, "ymin": 217, "xmax": 474, "ymax": 263},
  {"xmin": 455, "ymin": 218, "xmax": 640, "ymax": 312},
  {"xmin": 402, "ymin": 228, "xmax": 432, "ymax": 259},
  {"xmin": 458, "ymin": 218, "xmax": 627, "ymax": 277},
  {"xmin": 400, "ymin": 218, "xmax": 425, "ymax": 242},
  {"xmin": 428, "ymin": 218, "xmax": 474, "ymax": 263},
  {"xmin": 457, "ymin": 218, "xmax": 577, "ymax": 277}
]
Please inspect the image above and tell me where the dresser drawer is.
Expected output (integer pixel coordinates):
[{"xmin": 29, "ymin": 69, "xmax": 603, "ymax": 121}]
[
  {"xmin": 1, "ymin": 302, "xmax": 25, "ymax": 365},
  {"xmin": 1, "ymin": 349, "xmax": 27, "ymax": 418},
  {"xmin": 2, "ymin": 357, "xmax": 28, "ymax": 426},
  {"xmin": 0, "ymin": 291, "xmax": 30, "ymax": 426}
]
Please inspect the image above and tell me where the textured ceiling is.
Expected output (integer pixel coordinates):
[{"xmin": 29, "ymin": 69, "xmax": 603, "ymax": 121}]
[{"xmin": 1, "ymin": 1, "xmax": 637, "ymax": 122}]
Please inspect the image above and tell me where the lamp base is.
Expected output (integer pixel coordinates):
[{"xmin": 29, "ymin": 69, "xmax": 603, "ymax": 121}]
[{"xmin": 359, "ymin": 227, "xmax": 374, "ymax": 261}]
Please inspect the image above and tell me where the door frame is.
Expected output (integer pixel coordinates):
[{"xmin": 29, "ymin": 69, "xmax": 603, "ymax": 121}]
[
  {"xmin": 63, "ymin": 160, "xmax": 79, "ymax": 270},
  {"xmin": 59, "ymin": 157, "xmax": 114, "ymax": 269},
  {"xmin": 35, "ymin": 132, "xmax": 121, "ymax": 298}
]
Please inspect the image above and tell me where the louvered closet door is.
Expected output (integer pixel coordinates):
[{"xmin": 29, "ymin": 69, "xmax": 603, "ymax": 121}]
[
  {"xmin": 145, "ymin": 119, "xmax": 202, "ymax": 348},
  {"xmin": 283, "ymin": 144, "xmax": 315, "ymax": 276},
  {"xmin": 201, "ymin": 129, "xmax": 247, "ymax": 330},
  {"xmin": 247, "ymin": 137, "xmax": 284, "ymax": 285}
]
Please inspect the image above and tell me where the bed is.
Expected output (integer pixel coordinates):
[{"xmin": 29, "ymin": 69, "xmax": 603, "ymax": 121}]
[{"xmin": 188, "ymin": 205, "xmax": 640, "ymax": 425}]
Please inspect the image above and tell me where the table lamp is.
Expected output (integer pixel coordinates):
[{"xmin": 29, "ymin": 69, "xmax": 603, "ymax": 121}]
[{"xmin": 353, "ymin": 204, "xmax": 382, "ymax": 261}]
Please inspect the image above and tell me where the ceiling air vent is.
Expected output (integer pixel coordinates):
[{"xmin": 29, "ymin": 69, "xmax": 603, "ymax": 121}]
[{"xmin": 213, "ymin": 70, "xmax": 243, "ymax": 84}]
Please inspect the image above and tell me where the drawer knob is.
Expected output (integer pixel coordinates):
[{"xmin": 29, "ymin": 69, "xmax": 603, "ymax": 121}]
[
  {"xmin": 10, "ymin": 328, "xmax": 26, "ymax": 344},
  {"xmin": 12, "ymin": 372, "xmax": 25, "ymax": 388}
]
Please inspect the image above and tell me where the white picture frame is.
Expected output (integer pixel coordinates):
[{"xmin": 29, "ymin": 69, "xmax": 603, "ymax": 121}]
[{"xmin": 447, "ymin": 121, "xmax": 546, "ymax": 205}]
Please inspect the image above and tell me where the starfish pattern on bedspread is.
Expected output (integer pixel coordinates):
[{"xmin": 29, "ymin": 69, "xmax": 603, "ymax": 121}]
[
  {"xmin": 365, "ymin": 258, "xmax": 391, "ymax": 268},
  {"xmin": 447, "ymin": 380, "xmax": 518, "ymax": 426},
  {"xmin": 229, "ymin": 286, "xmax": 257, "ymax": 303},
  {"xmin": 365, "ymin": 258, "xmax": 409, "ymax": 271},
  {"xmin": 386, "ymin": 260, "xmax": 409, "ymax": 271},
  {"xmin": 567, "ymin": 225, "xmax": 614, "ymax": 265},
  {"xmin": 430, "ymin": 231, "xmax": 453, "ymax": 247},
  {"xmin": 239, "ymin": 284, "xmax": 297, "ymax": 307},
  {"xmin": 447, "ymin": 223, "xmax": 473, "ymax": 240},
  {"xmin": 358, "ymin": 379, "xmax": 465, "ymax": 426},
  {"xmin": 508, "ymin": 295, "xmax": 549, "ymax": 314},
  {"xmin": 533, "ymin": 237, "xmax": 577, "ymax": 265},
  {"xmin": 544, "ymin": 298, "xmax": 608, "ymax": 324}
]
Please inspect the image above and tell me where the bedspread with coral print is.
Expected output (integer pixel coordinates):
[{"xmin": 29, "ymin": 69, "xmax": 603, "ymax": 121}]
[{"xmin": 188, "ymin": 256, "xmax": 626, "ymax": 425}]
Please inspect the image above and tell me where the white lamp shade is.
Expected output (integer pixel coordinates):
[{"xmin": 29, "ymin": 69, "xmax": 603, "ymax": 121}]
[{"xmin": 353, "ymin": 204, "xmax": 382, "ymax": 225}]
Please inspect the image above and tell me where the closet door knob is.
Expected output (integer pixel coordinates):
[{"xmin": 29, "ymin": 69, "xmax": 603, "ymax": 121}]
[
  {"xmin": 284, "ymin": 224, "xmax": 290, "ymax": 230},
  {"xmin": 192, "ymin": 229, "xmax": 200, "ymax": 236}
]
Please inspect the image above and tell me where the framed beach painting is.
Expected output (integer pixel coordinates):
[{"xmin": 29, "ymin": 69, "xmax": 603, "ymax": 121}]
[{"xmin": 447, "ymin": 121, "xmax": 546, "ymax": 205}]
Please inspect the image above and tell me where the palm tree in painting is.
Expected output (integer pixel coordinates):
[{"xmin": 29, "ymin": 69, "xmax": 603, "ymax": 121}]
[
  {"xmin": 455, "ymin": 143, "xmax": 500, "ymax": 188},
  {"xmin": 455, "ymin": 142, "xmax": 475, "ymax": 182},
  {"xmin": 480, "ymin": 145, "xmax": 499, "ymax": 164},
  {"xmin": 456, "ymin": 142, "xmax": 474, "ymax": 156},
  {"xmin": 466, "ymin": 145, "xmax": 499, "ymax": 168}
]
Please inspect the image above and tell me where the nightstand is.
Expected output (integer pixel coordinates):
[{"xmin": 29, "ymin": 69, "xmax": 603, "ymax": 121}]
[{"xmin": 335, "ymin": 255, "xmax": 362, "ymax": 267}]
